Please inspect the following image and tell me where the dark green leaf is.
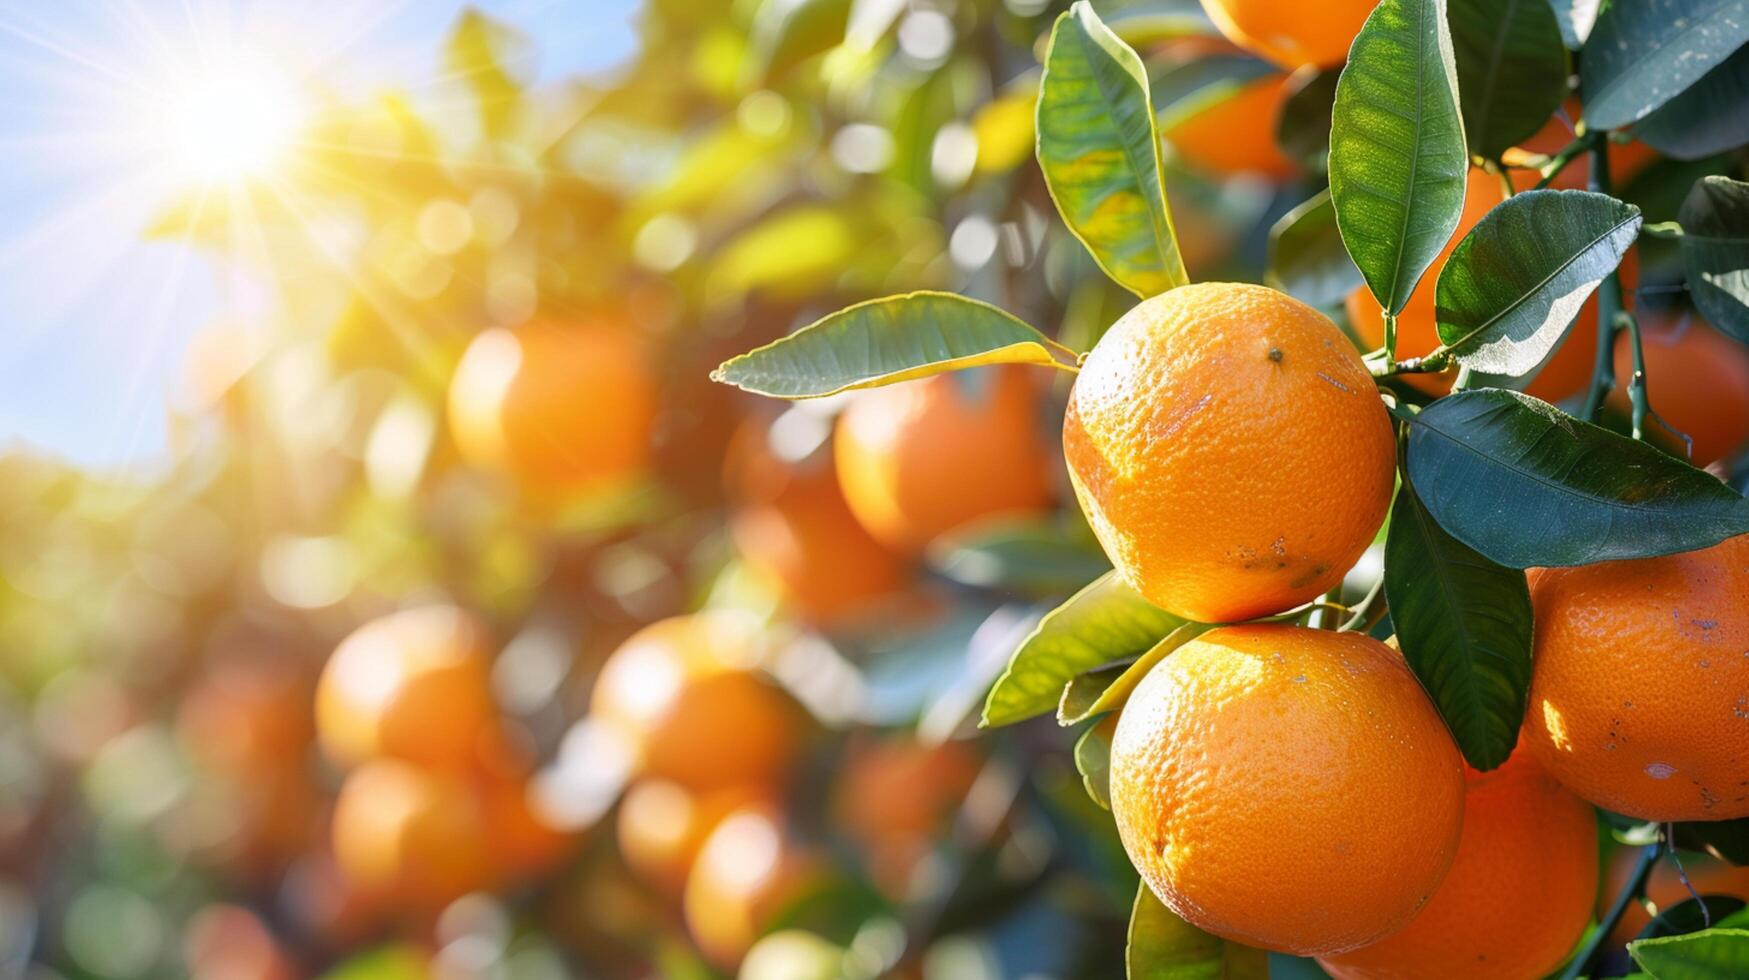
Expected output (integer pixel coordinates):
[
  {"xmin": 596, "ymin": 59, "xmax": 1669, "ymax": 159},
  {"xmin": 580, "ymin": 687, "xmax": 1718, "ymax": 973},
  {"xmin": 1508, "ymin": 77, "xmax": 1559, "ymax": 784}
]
[
  {"xmin": 1448, "ymin": 0, "xmax": 1569, "ymax": 157},
  {"xmin": 711, "ymin": 292, "xmax": 1074, "ymax": 398},
  {"xmin": 1275, "ymin": 67, "xmax": 1341, "ymax": 172},
  {"xmin": 928, "ymin": 518, "xmax": 1111, "ymax": 598},
  {"xmin": 981, "ymin": 571, "xmax": 1183, "ymax": 728},
  {"xmin": 1267, "ymin": 190, "xmax": 1364, "ymax": 307},
  {"xmin": 1036, "ymin": 2, "xmax": 1189, "ymax": 298},
  {"xmin": 1329, "ymin": 0, "xmax": 1470, "ymax": 315},
  {"xmin": 1637, "ymin": 45, "xmax": 1749, "ymax": 160},
  {"xmin": 1385, "ymin": 478, "xmax": 1532, "ymax": 770},
  {"xmin": 1641, "ymin": 897, "xmax": 1749, "ymax": 940},
  {"xmin": 1581, "ymin": 0, "xmax": 1749, "ymax": 131},
  {"xmin": 1405, "ymin": 389, "xmax": 1749, "ymax": 567},
  {"xmin": 1128, "ymin": 885, "xmax": 1270, "ymax": 979},
  {"xmin": 1074, "ymin": 720, "xmax": 1114, "ymax": 809},
  {"xmin": 1060, "ymin": 662, "xmax": 1132, "ymax": 725},
  {"xmin": 1629, "ymin": 927, "xmax": 1749, "ymax": 979},
  {"xmin": 1679, "ymin": 176, "xmax": 1749, "ymax": 343},
  {"xmin": 1434, "ymin": 190, "xmax": 1642, "ymax": 375},
  {"xmin": 1672, "ymin": 818, "xmax": 1749, "ymax": 865},
  {"xmin": 1060, "ymin": 621, "xmax": 1214, "ymax": 725}
]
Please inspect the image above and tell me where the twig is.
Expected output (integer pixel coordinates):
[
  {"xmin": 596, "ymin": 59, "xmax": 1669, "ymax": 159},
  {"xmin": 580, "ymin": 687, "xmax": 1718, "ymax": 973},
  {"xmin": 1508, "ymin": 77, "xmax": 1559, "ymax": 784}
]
[
  {"xmin": 1580, "ymin": 144, "xmax": 1623, "ymax": 421},
  {"xmin": 1534, "ymin": 130, "xmax": 1603, "ymax": 191},
  {"xmin": 1560, "ymin": 841, "xmax": 1662, "ymax": 980}
]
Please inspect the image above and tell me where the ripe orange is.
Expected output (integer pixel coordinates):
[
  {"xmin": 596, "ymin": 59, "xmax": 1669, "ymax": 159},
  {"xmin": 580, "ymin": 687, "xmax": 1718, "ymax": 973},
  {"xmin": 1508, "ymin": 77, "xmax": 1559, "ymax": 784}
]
[
  {"xmin": 1198, "ymin": 0, "xmax": 1375, "ymax": 69},
  {"xmin": 1609, "ymin": 311, "xmax": 1749, "ymax": 466},
  {"xmin": 477, "ymin": 758, "xmax": 578, "ymax": 884},
  {"xmin": 834, "ymin": 366, "xmax": 1054, "ymax": 553},
  {"xmin": 1525, "ymin": 533, "xmax": 1749, "ymax": 822},
  {"xmin": 330, "ymin": 759, "xmax": 492, "ymax": 908},
  {"xmin": 727, "ymin": 416, "xmax": 908, "ymax": 624},
  {"xmin": 617, "ymin": 778, "xmax": 763, "ymax": 895},
  {"xmin": 448, "ymin": 320, "xmax": 657, "ymax": 494},
  {"xmin": 1317, "ymin": 747, "xmax": 1598, "ymax": 980},
  {"xmin": 832, "ymin": 737, "xmax": 981, "ymax": 895},
  {"xmin": 178, "ymin": 658, "xmax": 312, "ymax": 780},
  {"xmin": 316, "ymin": 605, "xmax": 500, "ymax": 771},
  {"xmin": 590, "ymin": 613, "xmax": 802, "ymax": 792},
  {"xmin": 1109, "ymin": 625, "xmax": 1464, "ymax": 956},
  {"xmin": 1162, "ymin": 73, "xmax": 1297, "ymax": 179},
  {"xmin": 1347, "ymin": 169, "xmax": 1638, "ymax": 402},
  {"xmin": 1601, "ymin": 847, "xmax": 1749, "ymax": 948},
  {"xmin": 1065, "ymin": 282, "xmax": 1395, "ymax": 622},
  {"xmin": 682, "ymin": 802, "xmax": 820, "ymax": 969}
]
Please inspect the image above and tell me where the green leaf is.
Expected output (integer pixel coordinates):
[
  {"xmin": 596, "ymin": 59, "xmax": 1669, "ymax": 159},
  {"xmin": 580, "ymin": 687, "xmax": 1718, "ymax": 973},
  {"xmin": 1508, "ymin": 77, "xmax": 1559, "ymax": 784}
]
[
  {"xmin": 1384, "ymin": 477, "xmax": 1532, "ymax": 770},
  {"xmin": 1581, "ymin": 0, "xmax": 1749, "ymax": 131},
  {"xmin": 1267, "ymin": 190, "xmax": 1364, "ymax": 308},
  {"xmin": 1434, "ymin": 190, "xmax": 1642, "ymax": 375},
  {"xmin": 1275, "ymin": 67, "xmax": 1340, "ymax": 173},
  {"xmin": 1075, "ymin": 719, "xmax": 1114, "ymax": 809},
  {"xmin": 1128, "ymin": 885, "xmax": 1270, "ymax": 979},
  {"xmin": 1059, "ymin": 621, "xmax": 1215, "ymax": 725},
  {"xmin": 1329, "ymin": 0, "xmax": 1470, "ymax": 315},
  {"xmin": 981, "ymin": 571, "xmax": 1183, "ymax": 728},
  {"xmin": 1447, "ymin": 0, "xmax": 1569, "ymax": 158},
  {"xmin": 1404, "ymin": 389, "xmax": 1749, "ymax": 568},
  {"xmin": 1036, "ymin": 2, "xmax": 1189, "ymax": 298},
  {"xmin": 1549, "ymin": 0, "xmax": 1600, "ymax": 49},
  {"xmin": 1637, "ymin": 45, "xmax": 1749, "ymax": 160},
  {"xmin": 711, "ymin": 292, "xmax": 1074, "ymax": 399},
  {"xmin": 1679, "ymin": 176, "xmax": 1749, "ymax": 343},
  {"xmin": 928, "ymin": 518, "xmax": 1111, "ymax": 598},
  {"xmin": 1640, "ymin": 898, "xmax": 1749, "ymax": 940},
  {"xmin": 746, "ymin": 0, "xmax": 852, "ymax": 82},
  {"xmin": 1629, "ymin": 927, "xmax": 1749, "ymax": 979}
]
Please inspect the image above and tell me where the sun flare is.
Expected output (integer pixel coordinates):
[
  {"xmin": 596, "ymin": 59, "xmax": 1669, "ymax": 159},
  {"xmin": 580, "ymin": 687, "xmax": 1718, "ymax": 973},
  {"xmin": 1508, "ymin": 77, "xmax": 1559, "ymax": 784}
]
[{"xmin": 149, "ymin": 55, "xmax": 308, "ymax": 186}]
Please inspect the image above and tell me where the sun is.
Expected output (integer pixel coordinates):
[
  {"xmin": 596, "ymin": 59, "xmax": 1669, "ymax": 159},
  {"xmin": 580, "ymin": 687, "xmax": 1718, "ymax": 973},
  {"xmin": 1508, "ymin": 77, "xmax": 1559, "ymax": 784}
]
[{"xmin": 150, "ymin": 55, "xmax": 309, "ymax": 186}]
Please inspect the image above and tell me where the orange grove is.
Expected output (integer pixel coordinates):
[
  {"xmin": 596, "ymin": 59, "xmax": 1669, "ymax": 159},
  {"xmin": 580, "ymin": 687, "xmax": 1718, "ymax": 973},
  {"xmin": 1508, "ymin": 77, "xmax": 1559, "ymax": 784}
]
[{"xmin": 682, "ymin": 802, "xmax": 822, "ymax": 969}]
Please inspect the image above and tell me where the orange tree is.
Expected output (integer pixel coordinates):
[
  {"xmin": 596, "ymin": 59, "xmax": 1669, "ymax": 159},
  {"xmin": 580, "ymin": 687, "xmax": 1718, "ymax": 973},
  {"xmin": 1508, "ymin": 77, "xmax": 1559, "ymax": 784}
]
[{"xmin": 714, "ymin": 1, "xmax": 1749, "ymax": 976}]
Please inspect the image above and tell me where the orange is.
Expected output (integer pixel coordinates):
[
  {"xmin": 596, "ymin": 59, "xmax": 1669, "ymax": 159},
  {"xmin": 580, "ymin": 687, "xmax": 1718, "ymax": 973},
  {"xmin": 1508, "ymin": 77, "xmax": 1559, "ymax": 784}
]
[
  {"xmin": 1525, "ymin": 533, "xmax": 1749, "ymax": 822},
  {"xmin": 330, "ymin": 759, "xmax": 492, "ymax": 908},
  {"xmin": 316, "ymin": 605, "xmax": 500, "ymax": 771},
  {"xmin": 184, "ymin": 904, "xmax": 298, "ymax": 980},
  {"xmin": 834, "ymin": 366, "xmax": 1054, "ymax": 553},
  {"xmin": 1318, "ymin": 747, "xmax": 1598, "ymax": 980},
  {"xmin": 448, "ymin": 320, "xmax": 657, "ymax": 494},
  {"xmin": 617, "ymin": 779, "xmax": 763, "ymax": 895},
  {"xmin": 178, "ymin": 657, "xmax": 312, "ymax": 780},
  {"xmin": 1601, "ymin": 847, "xmax": 1749, "ymax": 948},
  {"xmin": 682, "ymin": 802, "xmax": 820, "ymax": 969},
  {"xmin": 1162, "ymin": 73, "xmax": 1297, "ymax": 179},
  {"xmin": 727, "ymin": 416, "xmax": 908, "ymax": 624},
  {"xmin": 1347, "ymin": 169, "xmax": 1639, "ymax": 402},
  {"xmin": 590, "ymin": 613, "xmax": 802, "ymax": 792},
  {"xmin": 1609, "ymin": 311, "xmax": 1749, "ymax": 466},
  {"xmin": 1109, "ymin": 625, "xmax": 1464, "ymax": 956},
  {"xmin": 832, "ymin": 737, "xmax": 981, "ymax": 895},
  {"xmin": 1198, "ymin": 0, "xmax": 1375, "ymax": 69},
  {"xmin": 1517, "ymin": 99, "xmax": 1661, "ymax": 190},
  {"xmin": 1065, "ymin": 282, "xmax": 1395, "ymax": 622},
  {"xmin": 478, "ymin": 763, "xmax": 578, "ymax": 884}
]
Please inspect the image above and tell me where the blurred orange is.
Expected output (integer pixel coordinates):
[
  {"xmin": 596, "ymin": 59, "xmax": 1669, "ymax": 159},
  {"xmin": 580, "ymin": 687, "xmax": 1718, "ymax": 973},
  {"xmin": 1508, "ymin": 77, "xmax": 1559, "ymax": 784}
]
[
  {"xmin": 316, "ymin": 605, "xmax": 501, "ymax": 771},
  {"xmin": 178, "ymin": 657, "xmax": 313, "ymax": 780},
  {"xmin": 480, "ymin": 764, "xmax": 579, "ymax": 885},
  {"xmin": 833, "ymin": 737, "xmax": 980, "ymax": 896},
  {"xmin": 726, "ymin": 415, "xmax": 909, "ymax": 624},
  {"xmin": 590, "ymin": 613, "xmax": 802, "ymax": 793},
  {"xmin": 330, "ymin": 759, "xmax": 493, "ymax": 911},
  {"xmin": 682, "ymin": 802, "xmax": 822, "ymax": 970},
  {"xmin": 1609, "ymin": 310, "xmax": 1749, "ymax": 466},
  {"xmin": 448, "ymin": 320, "xmax": 658, "ymax": 495},
  {"xmin": 279, "ymin": 851, "xmax": 388, "ymax": 952},
  {"xmin": 1601, "ymin": 847, "xmax": 1749, "ymax": 948},
  {"xmin": 184, "ymin": 904, "xmax": 299, "ymax": 980},
  {"xmin": 1162, "ymin": 73, "xmax": 1298, "ymax": 180},
  {"xmin": 835, "ymin": 366, "xmax": 1055, "ymax": 553},
  {"xmin": 1515, "ymin": 99, "xmax": 1661, "ymax": 190},
  {"xmin": 617, "ymin": 778, "xmax": 765, "ymax": 895}
]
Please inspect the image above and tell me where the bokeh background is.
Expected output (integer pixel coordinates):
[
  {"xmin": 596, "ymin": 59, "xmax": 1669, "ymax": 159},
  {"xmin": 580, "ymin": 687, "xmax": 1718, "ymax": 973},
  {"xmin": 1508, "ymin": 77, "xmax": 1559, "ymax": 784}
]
[{"xmin": 0, "ymin": 1, "xmax": 1732, "ymax": 978}]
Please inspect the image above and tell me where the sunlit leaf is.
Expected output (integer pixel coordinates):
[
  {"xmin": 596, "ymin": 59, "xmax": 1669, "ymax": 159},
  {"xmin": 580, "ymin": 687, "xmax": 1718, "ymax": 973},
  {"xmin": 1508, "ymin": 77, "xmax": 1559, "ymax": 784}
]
[
  {"xmin": 712, "ymin": 292, "xmax": 1074, "ymax": 399},
  {"xmin": 1267, "ymin": 190, "xmax": 1364, "ymax": 308},
  {"xmin": 1074, "ymin": 718, "xmax": 1115, "ymax": 809},
  {"xmin": 1329, "ymin": 0, "xmax": 1469, "ymax": 315},
  {"xmin": 1036, "ymin": 2, "xmax": 1188, "ymax": 298},
  {"xmin": 981, "ymin": 571, "xmax": 1183, "ymax": 728},
  {"xmin": 1384, "ymin": 477, "xmax": 1532, "ymax": 771},
  {"xmin": 1637, "ymin": 45, "xmax": 1749, "ymax": 160},
  {"xmin": 444, "ymin": 10, "xmax": 531, "ymax": 140},
  {"xmin": 1405, "ymin": 389, "xmax": 1749, "ymax": 568},
  {"xmin": 1549, "ymin": 0, "xmax": 1600, "ymax": 49},
  {"xmin": 1629, "ymin": 927, "xmax": 1749, "ymax": 979},
  {"xmin": 972, "ymin": 84, "xmax": 1040, "ymax": 176},
  {"xmin": 1679, "ymin": 176, "xmax": 1749, "ymax": 343},
  {"xmin": 1434, "ymin": 190, "xmax": 1641, "ymax": 375},
  {"xmin": 1059, "ymin": 621, "xmax": 1214, "ymax": 725},
  {"xmin": 1060, "ymin": 662, "xmax": 1132, "ymax": 726},
  {"xmin": 1448, "ymin": 0, "xmax": 1569, "ymax": 158},
  {"xmin": 747, "ymin": 0, "xmax": 852, "ymax": 82},
  {"xmin": 1128, "ymin": 885, "xmax": 1270, "ymax": 979},
  {"xmin": 709, "ymin": 206, "xmax": 859, "ymax": 299},
  {"xmin": 1580, "ymin": 0, "xmax": 1749, "ymax": 131}
]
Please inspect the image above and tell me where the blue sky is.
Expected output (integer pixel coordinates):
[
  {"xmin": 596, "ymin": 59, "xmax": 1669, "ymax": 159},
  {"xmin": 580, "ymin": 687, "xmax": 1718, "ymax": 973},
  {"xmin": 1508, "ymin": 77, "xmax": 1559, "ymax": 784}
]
[{"xmin": 0, "ymin": 0, "xmax": 640, "ymax": 470}]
